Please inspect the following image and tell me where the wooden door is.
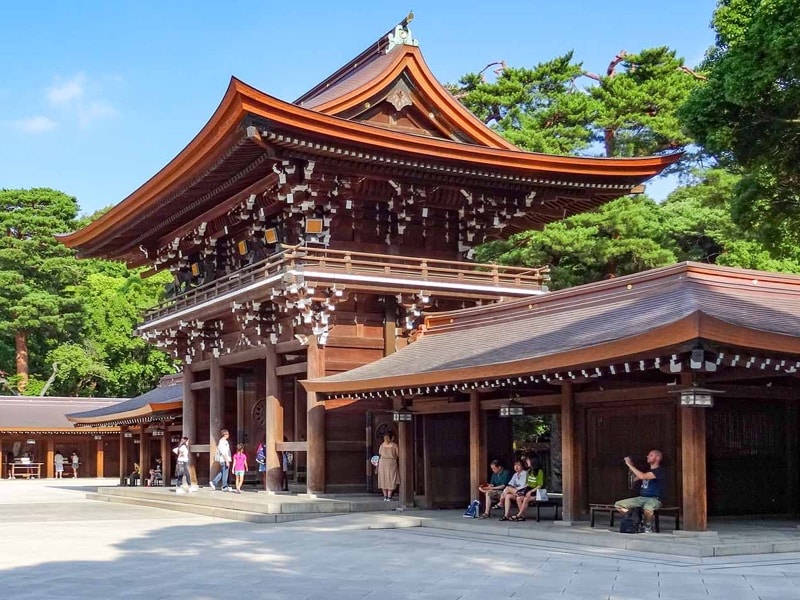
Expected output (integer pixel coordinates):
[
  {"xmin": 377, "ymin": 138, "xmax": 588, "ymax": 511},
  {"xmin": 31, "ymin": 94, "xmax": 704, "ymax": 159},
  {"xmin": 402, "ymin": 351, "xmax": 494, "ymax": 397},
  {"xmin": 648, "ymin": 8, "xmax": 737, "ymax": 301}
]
[
  {"xmin": 707, "ymin": 398, "xmax": 790, "ymax": 515},
  {"xmin": 423, "ymin": 413, "xmax": 470, "ymax": 508},
  {"xmin": 586, "ymin": 402, "xmax": 677, "ymax": 505}
]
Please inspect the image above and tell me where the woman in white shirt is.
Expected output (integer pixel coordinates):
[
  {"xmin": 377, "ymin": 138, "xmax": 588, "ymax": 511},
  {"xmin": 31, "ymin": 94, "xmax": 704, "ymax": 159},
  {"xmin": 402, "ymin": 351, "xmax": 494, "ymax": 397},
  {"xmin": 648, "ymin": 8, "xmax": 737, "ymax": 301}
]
[{"xmin": 497, "ymin": 458, "xmax": 529, "ymax": 521}]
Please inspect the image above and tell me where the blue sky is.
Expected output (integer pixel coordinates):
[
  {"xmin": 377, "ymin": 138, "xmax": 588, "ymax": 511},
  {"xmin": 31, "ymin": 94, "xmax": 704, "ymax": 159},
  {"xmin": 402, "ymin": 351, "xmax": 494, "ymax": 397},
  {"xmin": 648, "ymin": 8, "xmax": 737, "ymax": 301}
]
[{"xmin": 0, "ymin": 1, "xmax": 717, "ymax": 216}]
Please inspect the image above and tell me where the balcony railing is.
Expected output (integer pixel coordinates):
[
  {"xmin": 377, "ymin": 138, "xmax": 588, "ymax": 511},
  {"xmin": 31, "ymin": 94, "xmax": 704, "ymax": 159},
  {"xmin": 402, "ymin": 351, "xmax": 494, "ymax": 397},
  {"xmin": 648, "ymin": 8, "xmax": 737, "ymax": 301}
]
[{"xmin": 142, "ymin": 245, "xmax": 548, "ymax": 324}]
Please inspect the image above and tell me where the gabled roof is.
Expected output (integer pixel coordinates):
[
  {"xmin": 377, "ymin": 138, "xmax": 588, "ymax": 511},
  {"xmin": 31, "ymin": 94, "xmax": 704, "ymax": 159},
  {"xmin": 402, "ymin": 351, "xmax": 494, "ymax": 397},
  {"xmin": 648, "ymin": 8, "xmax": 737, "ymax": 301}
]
[
  {"xmin": 0, "ymin": 396, "xmax": 123, "ymax": 433},
  {"xmin": 67, "ymin": 384, "xmax": 182, "ymax": 426},
  {"xmin": 302, "ymin": 263, "xmax": 800, "ymax": 395},
  {"xmin": 58, "ymin": 75, "xmax": 680, "ymax": 262},
  {"xmin": 297, "ymin": 44, "xmax": 518, "ymax": 149}
]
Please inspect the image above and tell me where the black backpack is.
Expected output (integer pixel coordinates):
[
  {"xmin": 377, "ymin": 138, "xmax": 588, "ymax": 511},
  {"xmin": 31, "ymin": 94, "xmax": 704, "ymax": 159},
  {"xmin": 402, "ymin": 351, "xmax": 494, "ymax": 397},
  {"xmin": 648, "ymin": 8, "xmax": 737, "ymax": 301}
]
[{"xmin": 619, "ymin": 514, "xmax": 640, "ymax": 534}]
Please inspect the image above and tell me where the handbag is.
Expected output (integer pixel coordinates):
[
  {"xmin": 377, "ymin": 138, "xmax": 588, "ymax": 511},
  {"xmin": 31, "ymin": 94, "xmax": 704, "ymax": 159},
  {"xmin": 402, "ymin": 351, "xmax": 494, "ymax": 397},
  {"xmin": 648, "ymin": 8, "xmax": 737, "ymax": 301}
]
[{"xmin": 535, "ymin": 488, "xmax": 549, "ymax": 502}]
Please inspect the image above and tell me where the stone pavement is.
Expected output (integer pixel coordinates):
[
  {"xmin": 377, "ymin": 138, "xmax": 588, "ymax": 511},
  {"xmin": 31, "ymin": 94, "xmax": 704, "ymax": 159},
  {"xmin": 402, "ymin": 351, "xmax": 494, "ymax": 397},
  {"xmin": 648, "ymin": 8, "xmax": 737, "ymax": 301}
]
[{"xmin": 2, "ymin": 479, "xmax": 800, "ymax": 600}]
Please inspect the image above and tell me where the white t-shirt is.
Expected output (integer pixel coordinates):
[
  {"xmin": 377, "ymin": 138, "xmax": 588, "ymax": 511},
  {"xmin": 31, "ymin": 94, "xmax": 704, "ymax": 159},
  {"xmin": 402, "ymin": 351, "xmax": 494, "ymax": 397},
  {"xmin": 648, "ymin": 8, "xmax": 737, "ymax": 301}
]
[
  {"xmin": 216, "ymin": 438, "xmax": 231, "ymax": 463},
  {"xmin": 173, "ymin": 444, "xmax": 189, "ymax": 463},
  {"xmin": 54, "ymin": 454, "xmax": 64, "ymax": 466},
  {"xmin": 509, "ymin": 469, "xmax": 528, "ymax": 488}
]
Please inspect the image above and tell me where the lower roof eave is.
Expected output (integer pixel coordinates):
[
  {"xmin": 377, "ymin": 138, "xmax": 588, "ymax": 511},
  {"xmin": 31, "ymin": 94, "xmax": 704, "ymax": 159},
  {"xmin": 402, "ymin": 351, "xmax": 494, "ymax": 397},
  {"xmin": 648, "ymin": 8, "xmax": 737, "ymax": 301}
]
[{"xmin": 303, "ymin": 312, "xmax": 800, "ymax": 397}]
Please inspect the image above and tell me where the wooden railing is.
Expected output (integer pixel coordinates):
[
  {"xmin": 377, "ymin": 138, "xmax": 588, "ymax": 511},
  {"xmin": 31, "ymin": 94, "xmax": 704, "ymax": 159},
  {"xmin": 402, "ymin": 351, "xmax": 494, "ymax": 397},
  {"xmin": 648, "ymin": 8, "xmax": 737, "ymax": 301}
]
[{"xmin": 142, "ymin": 245, "xmax": 548, "ymax": 324}]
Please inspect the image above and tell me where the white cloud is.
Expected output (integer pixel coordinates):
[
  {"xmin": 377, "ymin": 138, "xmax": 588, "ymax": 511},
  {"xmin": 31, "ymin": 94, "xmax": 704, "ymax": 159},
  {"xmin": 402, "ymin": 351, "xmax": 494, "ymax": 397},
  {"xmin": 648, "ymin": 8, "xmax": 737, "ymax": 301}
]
[
  {"xmin": 47, "ymin": 74, "xmax": 86, "ymax": 105},
  {"xmin": 78, "ymin": 101, "xmax": 118, "ymax": 128},
  {"xmin": 43, "ymin": 73, "xmax": 118, "ymax": 127},
  {"xmin": 11, "ymin": 115, "xmax": 58, "ymax": 133}
]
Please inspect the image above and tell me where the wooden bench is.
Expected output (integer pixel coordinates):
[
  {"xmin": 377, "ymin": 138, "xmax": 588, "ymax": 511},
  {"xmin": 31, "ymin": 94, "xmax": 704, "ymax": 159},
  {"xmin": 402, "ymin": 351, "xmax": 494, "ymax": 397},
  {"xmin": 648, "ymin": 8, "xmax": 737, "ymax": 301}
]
[
  {"xmin": 533, "ymin": 494, "xmax": 562, "ymax": 522},
  {"xmin": 589, "ymin": 503, "xmax": 681, "ymax": 532}
]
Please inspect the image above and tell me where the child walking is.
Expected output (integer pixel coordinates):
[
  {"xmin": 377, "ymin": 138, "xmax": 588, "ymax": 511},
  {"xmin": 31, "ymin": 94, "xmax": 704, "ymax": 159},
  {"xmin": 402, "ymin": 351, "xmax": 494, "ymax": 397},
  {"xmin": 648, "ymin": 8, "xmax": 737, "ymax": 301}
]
[{"xmin": 232, "ymin": 444, "xmax": 248, "ymax": 494}]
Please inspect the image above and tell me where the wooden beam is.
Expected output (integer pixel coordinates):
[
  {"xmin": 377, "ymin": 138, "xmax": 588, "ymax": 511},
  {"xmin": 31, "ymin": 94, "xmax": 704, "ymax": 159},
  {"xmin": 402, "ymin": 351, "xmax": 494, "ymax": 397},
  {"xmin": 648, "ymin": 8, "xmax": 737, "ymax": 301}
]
[
  {"xmin": 188, "ymin": 359, "xmax": 211, "ymax": 373},
  {"xmin": 189, "ymin": 380, "xmax": 210, "ymax": 391},
  {"xmin": 275, "ymin": 362, "xmax": 308, "ymax": 376},
  {"xmin": 276, "ymin": 339, "xmax": 305, "ymax": 354},
  {"xmin": 276, "ymin": 441, "xmax": 307, "ymax": 452},
  {"xmin": 218, "ymin": 345, "xmax": 267, "ymax": 366}
]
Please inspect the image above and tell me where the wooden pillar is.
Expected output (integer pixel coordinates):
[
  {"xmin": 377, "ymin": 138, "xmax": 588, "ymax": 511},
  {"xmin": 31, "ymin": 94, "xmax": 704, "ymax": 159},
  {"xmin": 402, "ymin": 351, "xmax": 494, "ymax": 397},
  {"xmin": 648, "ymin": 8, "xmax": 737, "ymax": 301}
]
[
  {"xmin": 265, "ymin": 342, "xmax": 284, "ymax": 492},
  {"xmin": 469, "ymin": 390, "xmax": 483, "ymax": 499},
  {"xmin": 786, "ymin": 399, "xmax": 798, "ymax": 516},
  {"xmin": 138, "ymin": 426, "xmax": 148, "ymax": 485},
  {"xmin": 306, "ymin": 337, "xmax": 326, "ymax": 494},
  {"xmin": 96, "ymin": 438, "xmax": 104, "ymax": 478},
  {"xmin": 119, "ymin": 431, "xmax": 128, "ymax": 485},
  {"xmin": 561, "ymin": 381, "xmax": 583, "ymax": 522},
  {"xmin": 46, "ymin": 438, "xmax": 54, "ymax": 479},
  {"xmin": 680, "ymin": 404, "xmax": 708, "ymax": 531},
  {"xmin": 236, "ymin": 375, "xmax": 246, "ymax": 445},
  {"xmin": 398, "ymin": 408, "xmax": 414, "ymax": 507},
  {"xmin": 160, "ymin": 432, "xmax": 171, "ymax": 485},
  {"xmin": 182, "ymin": 366, "xmax": 197, "ymax": 485},
  {"xmin": 209, "ymin": 358, "xmax": 224, "ymax": 479},
  {"xmin": 384, "ymin": 296, "xmax": 397, "ymax": 356}
]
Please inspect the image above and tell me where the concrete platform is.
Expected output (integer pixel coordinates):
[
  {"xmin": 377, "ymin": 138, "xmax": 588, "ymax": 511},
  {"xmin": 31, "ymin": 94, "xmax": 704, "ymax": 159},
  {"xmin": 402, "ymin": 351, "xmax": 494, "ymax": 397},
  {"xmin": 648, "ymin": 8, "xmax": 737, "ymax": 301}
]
[
  {"xmin": 86, "ymin": 483, "xmax": 800, "ymax": 558},
  {"xmin": 89, "ymin": 485, "xmax": 399, "ymax": 523}
]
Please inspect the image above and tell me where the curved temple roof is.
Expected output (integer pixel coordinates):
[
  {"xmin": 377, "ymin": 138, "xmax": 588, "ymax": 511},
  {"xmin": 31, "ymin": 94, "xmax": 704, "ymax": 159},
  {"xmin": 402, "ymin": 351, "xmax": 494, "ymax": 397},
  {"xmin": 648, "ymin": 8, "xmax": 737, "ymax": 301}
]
[
  {"xmin": 302, "ymin": 263, "xmax": 800, "ymax": 396},
  {"xmin": 67, "ymin": 384, "xmax": 182, "ymax": 426},
  {"xmin": 58, "ymin": 35, "xmax": 681, "ymax": 263}
]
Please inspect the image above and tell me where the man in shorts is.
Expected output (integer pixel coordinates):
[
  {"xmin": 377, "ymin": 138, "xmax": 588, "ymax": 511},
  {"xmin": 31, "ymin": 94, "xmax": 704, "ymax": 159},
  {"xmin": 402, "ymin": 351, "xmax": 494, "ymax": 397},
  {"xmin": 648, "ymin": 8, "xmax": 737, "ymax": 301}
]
[
  {"xmin": 615, "ymin": 450, "xmax": 664, "ymax": 533},
  {"xmin": 477, "ymin": 459, "xmax": 511, "ymax": 517}
]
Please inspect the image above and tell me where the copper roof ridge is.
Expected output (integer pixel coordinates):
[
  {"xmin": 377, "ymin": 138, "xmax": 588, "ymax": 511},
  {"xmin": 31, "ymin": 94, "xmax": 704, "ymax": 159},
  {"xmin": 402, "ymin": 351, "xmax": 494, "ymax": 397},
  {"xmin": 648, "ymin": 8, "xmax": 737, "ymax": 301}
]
[{"xmin": 294, "ymin": 14, "xmax": 412, "ymax": 106}]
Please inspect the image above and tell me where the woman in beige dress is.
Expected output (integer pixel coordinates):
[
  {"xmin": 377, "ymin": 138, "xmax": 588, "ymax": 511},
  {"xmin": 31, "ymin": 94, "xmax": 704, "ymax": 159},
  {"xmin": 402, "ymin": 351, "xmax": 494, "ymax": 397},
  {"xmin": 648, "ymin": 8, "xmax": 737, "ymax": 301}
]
[{"xmin": 377, "ymin": 432, "xmax": 400, "ymax": 501}]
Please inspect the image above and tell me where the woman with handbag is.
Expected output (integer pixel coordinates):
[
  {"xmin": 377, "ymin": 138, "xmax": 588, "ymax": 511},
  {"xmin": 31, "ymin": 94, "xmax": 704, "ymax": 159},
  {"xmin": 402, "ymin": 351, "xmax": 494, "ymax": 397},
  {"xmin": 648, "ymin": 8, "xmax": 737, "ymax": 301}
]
[{"xmin": 509, "ymin": 455, "xmax": 545, "ymax": 522}]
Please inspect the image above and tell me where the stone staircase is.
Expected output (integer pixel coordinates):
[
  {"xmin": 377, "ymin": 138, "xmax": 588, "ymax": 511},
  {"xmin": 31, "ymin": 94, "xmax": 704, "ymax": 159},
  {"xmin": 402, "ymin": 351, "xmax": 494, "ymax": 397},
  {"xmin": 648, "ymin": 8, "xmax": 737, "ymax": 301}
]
[{"xmin": 87, "ymin": 486, "xmax": 397, "ymax": 523}]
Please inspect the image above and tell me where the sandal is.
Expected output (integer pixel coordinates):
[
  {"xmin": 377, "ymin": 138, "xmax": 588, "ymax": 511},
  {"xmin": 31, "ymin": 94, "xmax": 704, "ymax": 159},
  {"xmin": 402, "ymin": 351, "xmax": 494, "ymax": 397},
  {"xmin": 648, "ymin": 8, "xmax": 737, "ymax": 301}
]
[
  {"xmin": 491, "ymin": 503, "xmax": 501, "ymax": 510},
  {"xmin": 499, "ymin": 516, "xmax": 510, "ymax": 521},
  {"xmin": 479, "ymin": 514, "xmax": 490, "ymax": 519},
  {"xmin": 510, "ymin": 515, "xmax": 526, "ymax": 522}
]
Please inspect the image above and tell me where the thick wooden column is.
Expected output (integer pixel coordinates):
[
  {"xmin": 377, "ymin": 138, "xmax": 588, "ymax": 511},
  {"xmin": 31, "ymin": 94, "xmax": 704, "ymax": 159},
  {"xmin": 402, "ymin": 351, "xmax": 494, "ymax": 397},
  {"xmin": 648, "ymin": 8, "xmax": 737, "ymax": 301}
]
[
  {"xmin": 265, "ymin": 342, "xmax": 284, "ymax": 492},
  {"xmin": 46, "ymin": 438, "xmax": 54, "ymax": 479},
  {"xmin": 561, "ymin": 381, "xmax": 582, "ymax": 522},
  {"xmin": 138, "ymin": 426, "xmax": 148, "ymax": 485},
  {"xmin": 209, "ymin": 358, "xmax": 224, "ymax": 480},
  {"xmin": 398, "ymin": 410, "xmax": 414, "ymax": 507},
  {"xmin": 182, "ymin": 367, "xmax": 197, "ymax": 486},
  {"xmin": 680, "ymin": 405, "xmax": 708, "ymax": 531},
  {"xmin": 96, "ymin": 439, "xmax": 104, "ymax": 478},
  {"xmin": 786, "ymin": 400, "xmax": 798, "ymax": 516},
  {"xmin": 119, "ymin": 431, "xmax": 127, "ymax": 485},
  {"xmin": 160, "ymin": 432, "xmax": 171, "ymax": 484},
  {"xmin": 384, "ymin": 296, "xmax": 397, "ymax": 356},
  {"xmin": 306, "ymin": 337, "xmax": 326, "ymax": 495},
  {"xmin": 469, "ymin": 390, "xmax": 483, "ymax": 499}
]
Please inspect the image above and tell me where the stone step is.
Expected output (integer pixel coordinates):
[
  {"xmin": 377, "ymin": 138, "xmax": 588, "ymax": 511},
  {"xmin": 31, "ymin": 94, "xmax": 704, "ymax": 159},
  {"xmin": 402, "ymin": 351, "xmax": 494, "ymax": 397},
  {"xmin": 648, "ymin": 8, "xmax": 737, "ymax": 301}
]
[{"xmin": 86, "ymin": 492, "xmax": 344, "ymax": 523}]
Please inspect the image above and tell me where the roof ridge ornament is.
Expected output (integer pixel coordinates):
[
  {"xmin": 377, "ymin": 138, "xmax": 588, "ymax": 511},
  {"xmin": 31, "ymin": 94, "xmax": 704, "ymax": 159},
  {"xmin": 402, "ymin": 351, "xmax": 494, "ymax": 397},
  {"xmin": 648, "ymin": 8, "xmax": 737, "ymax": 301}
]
[{"xmin": 386, "ymin": 11, "xmax": 418, "ymax": 53}]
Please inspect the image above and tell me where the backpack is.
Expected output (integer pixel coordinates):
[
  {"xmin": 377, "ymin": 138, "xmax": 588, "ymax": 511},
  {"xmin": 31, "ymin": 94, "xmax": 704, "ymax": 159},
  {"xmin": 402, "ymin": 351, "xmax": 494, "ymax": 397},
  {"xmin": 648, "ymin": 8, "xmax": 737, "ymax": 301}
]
[
  {"xmin": 619, "ymin": 514, "xmax": 640, "ymax": 534},
  {"xmin": 463, "ymin": 499, "xmax": 480, "ymax": 518},
  {"xmin": 256, "ymin": 444, "xmax": 266, "ymax": 465}
]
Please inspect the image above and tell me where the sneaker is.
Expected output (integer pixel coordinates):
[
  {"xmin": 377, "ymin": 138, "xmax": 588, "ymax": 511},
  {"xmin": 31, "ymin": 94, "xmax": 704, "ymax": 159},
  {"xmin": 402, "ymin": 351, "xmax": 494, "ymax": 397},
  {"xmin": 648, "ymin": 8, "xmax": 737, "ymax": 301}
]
[
  {"xmin": 208, "ymin": 481, "xmax": 216, "ymax": 491},
  {"xmin": 189, "ymin": 486, "xmax": 198, "ymax": 492},
  {"xmin": 643, "ymin": 523, "xmax": 653, "ymax": 534},
  {"xmin": 235, "ymin": 489, "xmax": 241, "ymax": 494},
  {"xmin": 223, "ymin": 486, "xmax": 230, "ymax": 492},
  {"xmin": 175, "ymin": 488, "xmax": 186, "ymax": 494}
]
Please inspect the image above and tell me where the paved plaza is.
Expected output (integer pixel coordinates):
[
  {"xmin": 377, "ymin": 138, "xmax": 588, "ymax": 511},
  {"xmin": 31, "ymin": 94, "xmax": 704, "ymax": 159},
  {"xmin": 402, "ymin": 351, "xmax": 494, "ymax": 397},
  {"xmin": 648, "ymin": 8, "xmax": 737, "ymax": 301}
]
[{"xmin": 2, "ymin": 481, "xmax": 800, "ymax": 599}]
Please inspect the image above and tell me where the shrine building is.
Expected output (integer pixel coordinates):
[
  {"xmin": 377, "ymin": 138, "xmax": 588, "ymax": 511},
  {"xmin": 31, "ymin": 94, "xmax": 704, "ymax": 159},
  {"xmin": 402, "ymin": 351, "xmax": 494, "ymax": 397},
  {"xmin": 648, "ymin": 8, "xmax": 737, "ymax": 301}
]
[{"xmin": 58, "ymin": 19, "xmax": 678, "ymax": 500}]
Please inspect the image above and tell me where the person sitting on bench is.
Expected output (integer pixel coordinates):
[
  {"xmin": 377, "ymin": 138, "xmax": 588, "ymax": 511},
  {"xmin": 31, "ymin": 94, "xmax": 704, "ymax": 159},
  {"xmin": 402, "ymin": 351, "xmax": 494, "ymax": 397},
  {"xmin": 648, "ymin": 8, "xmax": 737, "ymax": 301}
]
[
  {"xmin": 491, "ymin": 458, "xmax": 527, "ymax": 520},
  {"xmin": 477, "ymin": 459, "xmax": 511, "ymax": 518},
  {"xmin": 614, "ymin": 450, "xmax": 664, "ymax": 534},
  {"xmin": 504, "ymin": 455, "xmax": 544, "ymax": 522},
  {"xmin": 128, "ymin": 462, "xmax": 141, "ymax": 487},
  {"xmin": 147, "ymin": 457, "xmax": 163, "ymax": 486}
]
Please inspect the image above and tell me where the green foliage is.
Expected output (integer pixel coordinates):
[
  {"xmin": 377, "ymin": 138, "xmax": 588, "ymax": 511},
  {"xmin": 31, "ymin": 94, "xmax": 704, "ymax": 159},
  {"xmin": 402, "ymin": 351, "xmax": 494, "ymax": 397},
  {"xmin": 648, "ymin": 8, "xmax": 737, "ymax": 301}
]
[
  {"xmin": 449, "ymin": 53, "xmax": 598, "ymax": 154},
  {"xmin": 591, "ymin": 47, "xmax": 701, "ymax": 159},
  {"xmin": 450, "ymin": 47, "xmax": 699, "ymax": 165},
  {"xmin": 681, "ymin": 0, "xmax": 800, "ymax": 243},
  {"xmin": 0, "ymin": 188, "xmax": 175, "ymax": 396},
  {"xmin": 476, "ymin": 196, "xmax": 676, "ymax": 289}
]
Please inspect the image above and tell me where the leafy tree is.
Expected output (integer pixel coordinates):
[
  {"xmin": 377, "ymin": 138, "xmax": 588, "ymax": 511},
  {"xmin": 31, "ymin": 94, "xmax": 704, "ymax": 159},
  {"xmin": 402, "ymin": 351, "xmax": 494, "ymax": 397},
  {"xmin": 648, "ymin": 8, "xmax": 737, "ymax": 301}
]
[
  {"xmin": 0, "ymin": 188, "xmax": 86, "ymax": 392},
  {"xmin": 449, "ymin": 53, "xmax": 598, "ymax": 154},
  {"xmin": 680, "ymin": 0, "xmax": 800, "ymax": 244},
  {"xmin": 450, "ymin": 47, "xmax": 701, "ymax": 165},
  {"xmin": 475, "ymin": 195, "xmax": 676, "ymax": 289}
]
